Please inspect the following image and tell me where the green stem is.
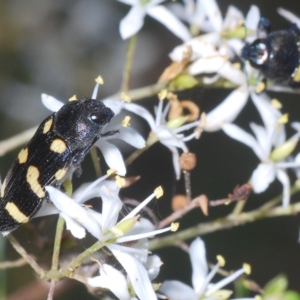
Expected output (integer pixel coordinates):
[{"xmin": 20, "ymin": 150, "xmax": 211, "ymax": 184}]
[
  {"xmin": 121, "ymin": 35, "xmax": 137, "ymax": 93},
  {"xmin": 6, "ymin": 234, "xmax": 46, "ymax": 277},
  {"xmin": 149, "ymin": 185, "xmax": 300, "ymax": 251},
  {"xmin": 68, "ymin": 240, "xmax": 105, "ymax": 272},
  {"xmin": 51, "ymin": 216, "xmax": 65, "ymax": 272}
]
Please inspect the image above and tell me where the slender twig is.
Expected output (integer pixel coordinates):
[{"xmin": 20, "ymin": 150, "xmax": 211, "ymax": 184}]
[
  {"xmin": 67, "ymin": 240, "xmax": 105, "ymax": 272},
  {"xmin": 0, "ymin": 258, "xmax": 27, "ymax": 269},
  {"xmin": 121, "ymin": 35, "xmax": 137, "ymax": 93},
  {"xmin": 149, "ymin": 200, "xmax": 300, "ymax": 250},
  {"xmin": 6, "ymin": 235, "xmax": 46, "ymax": 277}
]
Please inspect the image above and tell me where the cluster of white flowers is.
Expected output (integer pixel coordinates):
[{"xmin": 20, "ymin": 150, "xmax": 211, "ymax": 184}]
[{"xmin": 2, "ymin": 0, "xmax": 300, "ymax": 299}]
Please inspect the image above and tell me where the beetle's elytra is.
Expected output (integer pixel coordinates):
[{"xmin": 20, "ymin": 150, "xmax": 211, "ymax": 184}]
[{"xmin": 0, "ymin": 97, "xmax": 115, "ymax": 232}]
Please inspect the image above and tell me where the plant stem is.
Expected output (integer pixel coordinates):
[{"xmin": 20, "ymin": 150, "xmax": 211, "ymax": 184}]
[
  {"xmin": 68, "ymin": 240, "xmax": 105, "ymax": 272},
  {"xmin": 149, "ymin": 200, "xmax": 300, "ymax": 251},
  {"xmin": 6, "ymin": 234, "xmax": 46, "ymax": 277},
  {"xmin": 121, "ymin": 34, "xmax": 137, "ymax": 93}
]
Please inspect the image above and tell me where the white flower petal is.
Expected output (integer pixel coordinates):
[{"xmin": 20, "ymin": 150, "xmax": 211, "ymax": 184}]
[
  {"xmin": 124, "ymin": 103, "xmax": 156, "ymax": 130},
  {"xmin": 118, "ymin": 127, "xmax": 145, "ymax": 149},
  {"xmin": 101, "ymin": 185, "xmax": 123, "ymax": 232},
  {"xmin": 276, "ymin": 169, "xmax": 290, "ymax": 207},
  {"xmin": 251, "ymin": 163, "xmax": 276, "ymax": 193},
  {"xmin": 45, "ymin": 186, "xmax": 102, "ymax": 239},
  {"xmin": 95, "ymin": 140, "xmax": 126, "ymax": 176},
  {"xmin": 198, "ymin": 0, "xmax": 222, "ymax": 32},
  {"xmin": 103, "ymin": 99, "xmax": 125, "ymax": 115},
  {"xmin": 60, "ymin": 212, "xmax": 86, "ymax": 239},
  {"xmin": 222, "ymin": 123, "xmax": 266, "ymax": 161},
  {"xmin": 278, "ymin": 8, "xmax": 300, "ymax": 28},
  {"xmin": 188, "ymin": 56, "xmax": 226, "ymax": 75},
  {"xmin": 190, "ymin": 238, "xmax": 208, "ymax": 294},
  {"xmin": 109, "ymin": 248, "xmax": 157, "ymax": 300},
  {"xmin": 145, "ymin": 255, "xmax": 161, "ymax": 280},
  {"xmin": 147, "ymin": 5, "xmax": 191, "ymax": 41},
  {"xmin": 246, "ymin": 5, "xmax": 260, "ymax": 31},
  {"xmin": 222, "ymin": 5, "xmax": 243, "ymax": 31},
  {"xmin": 41, "ymin": 93, "xmax": 64, "ymax": 112},
  {"xmin": 217, "ymin": 61, "xmax": 246, "ymax": 85},
  {"xmin": 120, "ymin": 6, "xmax": 146, "ymax": 40},
  {"xmin": 169, "ymin": 35, "xmax": 218, "ymax": 62},
  {"xmin": 249, "ymin": 123, "xmax": 269, "ymax": 155},
  {"xmin": 206, "ymin": 88, "xmax": 248, "ymax": 131},
  {"xmin": 88, "ymin": 264, "xmax": 131, "ymax": 300},
  {"xmin": 34, "ymin": 202, "xmax": 59, "ymax": 218},
  {"xmin": 160, "ymin": 280, "xmax": 198, "ymax": 300}
]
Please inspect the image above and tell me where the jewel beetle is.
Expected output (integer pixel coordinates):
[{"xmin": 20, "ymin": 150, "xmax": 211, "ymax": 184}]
[
  {"xmin": 0, "ymin": 98, "xmax": 115, "ymax": 232},
  {"xmin": 241, "ymin": 17, "xmax": 300, "ymax": 92}
]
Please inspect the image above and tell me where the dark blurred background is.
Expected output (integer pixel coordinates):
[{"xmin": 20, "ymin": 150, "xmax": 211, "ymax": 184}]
[{"xmin": 1, "ymin": 0, "xmax": 300, "ymax": 299}]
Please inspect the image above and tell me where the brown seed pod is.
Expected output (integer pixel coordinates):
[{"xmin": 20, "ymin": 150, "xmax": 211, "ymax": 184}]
[{"xmin": 179, "ymin": 152, "xmax": 196, "ymax": 171}]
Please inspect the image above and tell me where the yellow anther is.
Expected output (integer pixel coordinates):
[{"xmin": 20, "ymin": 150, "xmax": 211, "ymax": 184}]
[
  {"xmin": 69, "ymin": 95, "xmax": 77, "ymax": 101},
  {"xmin": 154, "ymin": 186, "xmax": 163, "ymax": 199},
  {"xmin": 115, "ymin": 176, "xmax": 125, "ymax": 188},
  {"xmin": 95, "ymin": 75, "xmax": 104, "ymax": 84},
  {"xmin": 158, "ymin": 89, "xmax": 168, "ymax": 100},
  {"xmin": 121, "ymin": 92, "xmax": 131, "ymax": 103},
  {"xmin": 107, "ymin": 169, "xmax": 117, "ymax": 175},
  {"xmin": 271, "ymin": 98, "xmax": 282, "ymax": 109},
  {"xmin": 122, "ymin": 116, "xmax": 131, "ymax": 127},
  {"xmin": 278, "ymin": 113, "xmax": 289, "ymax": 124},
  {"xmin": 243, "ymin": 263, "xmax": 251, "ymax": 275},
  {"xmin": 255, "ymin": 81, "xmax": 265, "ymax": 94},
  {"xmin": 171, "ymin": 222, "xmax": 179, "ymax": 232},
  {"xmin": 216, "ymin": 255, "xmax": 226, "ymax": 267}
]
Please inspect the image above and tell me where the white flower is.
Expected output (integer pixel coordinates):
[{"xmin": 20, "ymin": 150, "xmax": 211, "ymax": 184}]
[
  {"xmin": 41, "ymin": 82, "xmax": 145, "ymax": 176},
  {"xmin": 44, "ymin": 181, "xmax": 170, "ymax": 299},
  {"xmin": 160, "ymin": 237, "xmax": 249, "ymax": 300},
  {"xmin": 222, "ymin": 93, "xmax": 300, "ymax": 207},
  {"xmin": 118, "ymin": 0, "xmax": 191, "ymax": 41},
  {"xmin": 88, "ymin": 254, "xmax": 162, "ymax": 300},
  {"xmin": 125, "ymin": 98, "xmax": 197, "ymax": 179},
  {"xmin": 169, "ymin": 1, "xmax": 259, "ymax": 85}
]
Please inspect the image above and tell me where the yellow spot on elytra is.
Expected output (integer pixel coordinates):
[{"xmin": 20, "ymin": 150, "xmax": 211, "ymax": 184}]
[
  {"xmin": 50, "ymin": 139, "xmax": 67, "ymax": 154},
  {"xmin": 158, "ymin": 89, "xmax": 168, "ymax": 100},
  {"xmin": 43, "ymin": 117, "xmax": 53, "ymax": 134},
  {"xmin": 18, "ymin": 148, "xmax": 28, "ymax": 164},
  {"xmin": 55, "ymin": 168, "xmax": 68, "ymax": 181},
  {"xmin": 1, "ymin": 179, "xmax": 7, "ymax": 197},
  {"xmin": 293, "ymin": 67, "xmax": 300, "ymax": 82},
  {"xmin": 255, "ymin": 81, "xmax": 265, "ymax": 93},
  {"xmin": 95, "ymin": 76, "xmax": 104, "ymax": 85},
  {"xmin": 5, "ymin": 202, "xmax": 29, "ymax": 223},
  {"xmin": 26, "ymin": 166, "xmax": 45, "ymax": 198},
  {"xmin": 121, "ymin": 92, "xmax": 131, "ymax": 103},
  {"xmin": 271, "ymin": 98, "xmax": 282, "ymax": 109},
  {"xmin": 122, "ymin": 116, "xmax": 131, "ymax": 127},
  {"xmin": 69, "ymin": 95, "xmax": 77, "ymax": 101}
]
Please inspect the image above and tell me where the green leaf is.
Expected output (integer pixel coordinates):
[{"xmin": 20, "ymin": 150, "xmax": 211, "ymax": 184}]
[
  {"xmin": 264, "ymin": 275, "xmax": 288, "ymax": 295},
  {"xmin": 283, "ymin": 291, "xmax": 300, "ymax": 300}
]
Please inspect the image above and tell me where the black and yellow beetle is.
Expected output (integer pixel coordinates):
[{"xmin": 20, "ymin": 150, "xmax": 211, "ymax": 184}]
[{"xmin": 0, "ymin": 97, "xmax": 115, "ymax": 232}]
